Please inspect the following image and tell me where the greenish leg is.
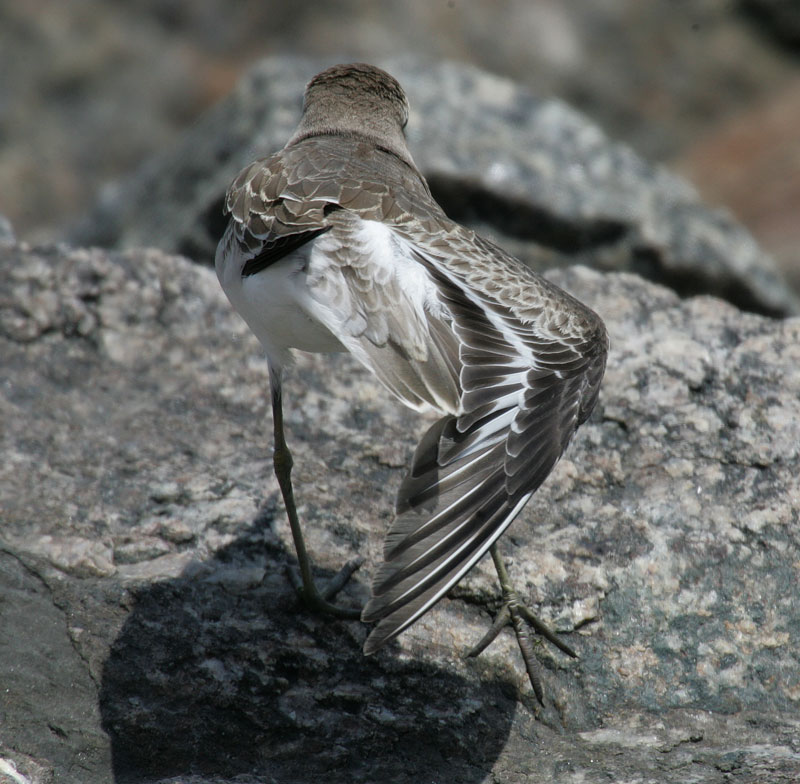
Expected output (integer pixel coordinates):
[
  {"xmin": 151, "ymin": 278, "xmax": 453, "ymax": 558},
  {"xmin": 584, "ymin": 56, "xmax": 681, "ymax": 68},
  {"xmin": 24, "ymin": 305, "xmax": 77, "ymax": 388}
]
[
  {"xmin": 270, "ymin": 367, "xmax": 362, "ymax": 619},
  {"xmin": 466, "ymin": 543, "xmax": 577, "ymax": 704}
]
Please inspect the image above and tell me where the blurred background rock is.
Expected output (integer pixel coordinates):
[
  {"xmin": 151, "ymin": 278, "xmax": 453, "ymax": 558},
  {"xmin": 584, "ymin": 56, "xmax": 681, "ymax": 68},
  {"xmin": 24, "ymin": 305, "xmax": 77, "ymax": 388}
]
[{"xmin": 1, "ymin": 0, "xmax": 798, "ymax": 289}]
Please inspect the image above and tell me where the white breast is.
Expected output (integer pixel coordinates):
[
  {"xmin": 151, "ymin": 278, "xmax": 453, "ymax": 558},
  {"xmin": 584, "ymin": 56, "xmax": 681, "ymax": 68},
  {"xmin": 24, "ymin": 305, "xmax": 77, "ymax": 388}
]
[{"xmin": 216, "ymin": 235, "xmax": 346, "ymax": 366}]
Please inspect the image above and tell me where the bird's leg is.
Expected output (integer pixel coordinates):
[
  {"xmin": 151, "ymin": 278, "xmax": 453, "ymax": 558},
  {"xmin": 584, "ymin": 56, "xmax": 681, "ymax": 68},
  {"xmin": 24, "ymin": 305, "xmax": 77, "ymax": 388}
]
[
  {"xmin": 466, "ymin": 543, "xmax": 577, "ymax": 703},
  {"xmin": 269, "ymin": 367, "xmax": 362, "ymax": 618}
]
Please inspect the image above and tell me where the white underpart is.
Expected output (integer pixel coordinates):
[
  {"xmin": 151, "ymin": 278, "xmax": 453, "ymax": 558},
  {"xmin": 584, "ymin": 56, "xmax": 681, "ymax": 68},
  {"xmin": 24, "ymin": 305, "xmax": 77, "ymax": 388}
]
[{"xmin": 215, "ymin": 226, "xmax": 346, "ymax": 366}]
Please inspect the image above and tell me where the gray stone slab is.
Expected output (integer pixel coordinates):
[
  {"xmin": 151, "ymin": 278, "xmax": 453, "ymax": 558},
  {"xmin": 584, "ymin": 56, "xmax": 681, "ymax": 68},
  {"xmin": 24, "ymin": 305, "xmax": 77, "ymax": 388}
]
[{"xmin": 2, "ymin": 239, "xmax": 799, "ymax": 782}]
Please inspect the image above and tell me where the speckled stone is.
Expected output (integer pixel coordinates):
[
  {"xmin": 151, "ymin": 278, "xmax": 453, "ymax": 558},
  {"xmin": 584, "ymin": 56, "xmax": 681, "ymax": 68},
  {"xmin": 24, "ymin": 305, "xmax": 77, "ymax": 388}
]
[{"xmin": 2, "ymin": 237, "xmax": 799, "ymax": 782}]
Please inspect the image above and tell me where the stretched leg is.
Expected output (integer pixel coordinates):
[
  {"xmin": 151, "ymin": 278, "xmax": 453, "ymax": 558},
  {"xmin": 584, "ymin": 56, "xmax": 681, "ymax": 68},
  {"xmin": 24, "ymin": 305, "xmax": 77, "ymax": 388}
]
[
  {"xmin": 466, "ymin": 543, "xmax": 577, "ymax": 703},
  {"xmin": 269, "ymin": 366, "xmax": 361, "ymax": 618}
]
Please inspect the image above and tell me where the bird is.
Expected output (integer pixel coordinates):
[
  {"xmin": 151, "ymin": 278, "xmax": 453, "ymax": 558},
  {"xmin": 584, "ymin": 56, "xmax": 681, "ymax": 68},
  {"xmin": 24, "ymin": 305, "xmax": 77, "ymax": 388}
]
[{"xmin": 215, "ymin": 62, "xmax": 608, "ymax": 701}]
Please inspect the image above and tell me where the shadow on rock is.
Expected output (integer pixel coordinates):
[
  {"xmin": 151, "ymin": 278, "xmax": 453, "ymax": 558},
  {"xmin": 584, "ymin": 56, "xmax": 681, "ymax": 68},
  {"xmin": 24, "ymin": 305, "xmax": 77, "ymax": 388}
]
[{"xmin": 99, "ymin": 515, "xmax": 516, "ymax": 783}]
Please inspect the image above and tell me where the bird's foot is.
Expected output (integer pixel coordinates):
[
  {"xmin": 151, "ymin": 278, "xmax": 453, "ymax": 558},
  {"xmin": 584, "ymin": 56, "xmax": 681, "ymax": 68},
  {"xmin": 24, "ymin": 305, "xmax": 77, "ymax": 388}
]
[
  {"xmin": 465, "ymin": 588, "xmax": 577, "ymax": 704},
  {"xmin": 287, "ymin": 556, "xmax": 364, "ymax": 619}
]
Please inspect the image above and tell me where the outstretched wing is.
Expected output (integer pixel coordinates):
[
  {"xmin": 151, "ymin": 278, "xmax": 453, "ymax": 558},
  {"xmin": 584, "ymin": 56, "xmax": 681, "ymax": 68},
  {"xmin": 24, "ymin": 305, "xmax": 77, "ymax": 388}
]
[{"xmin": 362, "ymin": 239, "xmax": 607, "ymax": 653}]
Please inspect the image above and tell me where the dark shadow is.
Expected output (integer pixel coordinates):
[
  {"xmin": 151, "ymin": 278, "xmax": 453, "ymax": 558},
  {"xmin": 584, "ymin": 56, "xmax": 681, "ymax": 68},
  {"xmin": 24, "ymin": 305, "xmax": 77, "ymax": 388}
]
[
  {"xmin": 99, "ymin": 508, "xmax": 517, "ymax": 783},
  {"xmin": 178, "ymin": 193, "xmax": 228, "ymax": 265},
  {"xmin": 427, "ymin": 173, "xmax": 627, "ymax": 254},
  {"xmin": 630, "ymin": 245, "xmax": 786, "ymax": 319},
  {"xmin": 738, "ymin": 0, "xmax": 800, "ymax": 55}
]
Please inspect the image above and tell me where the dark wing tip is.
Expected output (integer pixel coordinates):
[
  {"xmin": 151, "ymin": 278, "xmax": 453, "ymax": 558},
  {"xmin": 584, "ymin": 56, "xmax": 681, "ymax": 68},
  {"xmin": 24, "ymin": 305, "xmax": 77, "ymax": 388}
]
[{"xmin": 362, "ymin": 615, "xmax": 399, "ymax": 655}]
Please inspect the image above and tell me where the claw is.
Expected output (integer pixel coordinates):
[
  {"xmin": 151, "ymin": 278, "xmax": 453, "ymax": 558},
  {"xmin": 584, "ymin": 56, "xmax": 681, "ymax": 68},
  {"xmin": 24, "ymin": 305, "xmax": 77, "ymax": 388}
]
[
  {"xmin": 285, "ymin": 557, "xmax": 364, "ymax": 619},
  {"xmin": 466, "ymin": 544, "xmax": 577, "ymax": 704}
]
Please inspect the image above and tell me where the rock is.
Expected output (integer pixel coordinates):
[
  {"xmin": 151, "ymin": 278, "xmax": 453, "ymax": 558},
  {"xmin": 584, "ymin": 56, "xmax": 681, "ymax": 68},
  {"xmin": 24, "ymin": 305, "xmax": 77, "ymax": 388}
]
[
  {"xmin": 0, "ymin": 548, "xmax": 112, "ymax": 783},
  {"xmin": 2, "ymin": 238, "xmax": 799, "ymax": 782},
  {"xmin": 68, "ymin": 57, "xmax": 800, "ymax": 318},
  {"xmin": 24, "ymin": 535, "xmax": 116, "ymax": 578},
  {"xmin": 0, "ymin": 214, "xmax": 14, "ymax": 245},
  {"xmin": 673, "ymin": 76, "xmax": 800, "ymax": 296},
  {"xmin": 741, "ymin": 0, "xmax": 800, "ymax": 48}
]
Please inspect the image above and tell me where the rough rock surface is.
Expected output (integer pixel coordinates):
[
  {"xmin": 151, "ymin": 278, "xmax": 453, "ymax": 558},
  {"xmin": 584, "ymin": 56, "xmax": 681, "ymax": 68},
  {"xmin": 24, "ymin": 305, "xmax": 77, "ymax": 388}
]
[
  {"xmin": 68, "ymin": 57, "xmax": 799, "ymax": 319},
  {"xmin": 2, "ymin": 234, "xmax": 799, "ymax": 783},
  {"xmin": 0, "ymin": 214, "xmax": 14, "ymax": 246}
]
